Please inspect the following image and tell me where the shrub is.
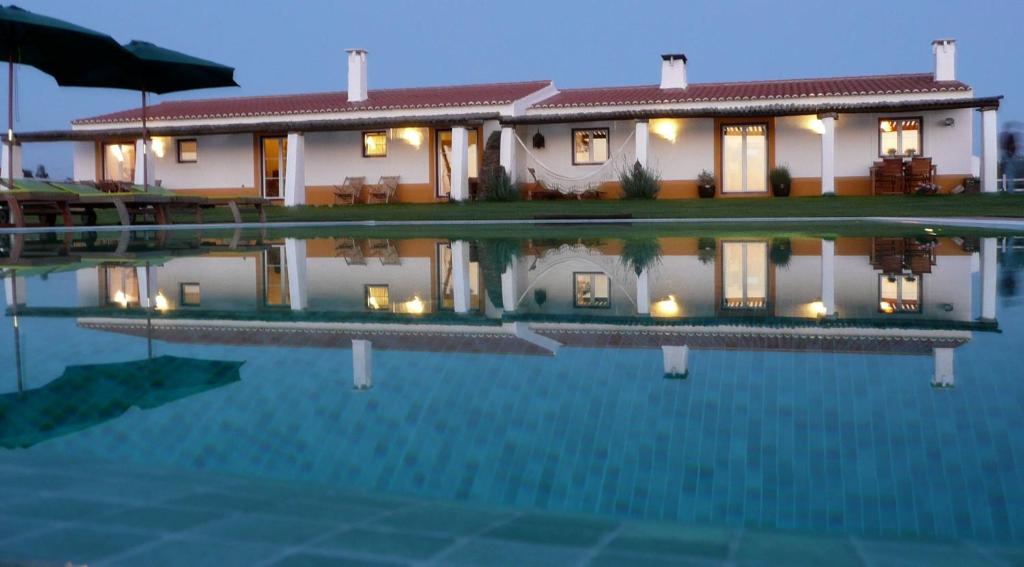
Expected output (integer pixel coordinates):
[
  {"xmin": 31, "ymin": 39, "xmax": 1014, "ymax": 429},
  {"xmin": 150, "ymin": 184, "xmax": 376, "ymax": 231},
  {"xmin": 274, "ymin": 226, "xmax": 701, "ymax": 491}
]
[
  {"xmin": 481, "ymin": 166, "xmax": 520, "ymax": 202},
  {"xmin": 621, "ymin": 237, "xmax": 662, "ymax": 275},
  {"xmin": 769, "ymin": 166, "xmax": 792, "ymax": 188},
  {"xmin": 697, "ymin": 170, "xmax": 715, "ymax": 187},
  {"xmin": 619, "ymin": 161, "xmax": 661, "ymax": 200}
]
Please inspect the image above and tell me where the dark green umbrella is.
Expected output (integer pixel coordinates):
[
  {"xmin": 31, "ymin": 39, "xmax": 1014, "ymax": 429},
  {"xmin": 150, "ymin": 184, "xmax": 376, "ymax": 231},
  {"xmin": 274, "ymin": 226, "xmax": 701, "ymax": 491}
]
[
  {"xmin": 83, "ymin": 40, "xmax": 239, "ymax": 190},
  {"xmin": 0, "ymin": 355, "xmax": 243, "ymax": 448},
  {"xmin": 0, "ymin": 5, "xmax": 130, "ymax": 192}
]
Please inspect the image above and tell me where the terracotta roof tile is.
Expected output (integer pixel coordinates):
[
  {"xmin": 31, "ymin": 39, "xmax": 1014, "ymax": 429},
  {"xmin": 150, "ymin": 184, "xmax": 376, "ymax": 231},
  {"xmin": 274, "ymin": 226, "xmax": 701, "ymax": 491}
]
[
  {"xmin": 531, "ymin": 73, "xmax": 971, "ymax": 109},
  {"xmin": 74, "ymin": 80, "xmax": 553, "ymax": 125}
]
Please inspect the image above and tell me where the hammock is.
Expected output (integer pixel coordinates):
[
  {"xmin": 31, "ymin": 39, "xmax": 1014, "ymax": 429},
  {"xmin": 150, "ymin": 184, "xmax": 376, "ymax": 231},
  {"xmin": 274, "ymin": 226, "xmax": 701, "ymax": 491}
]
[{"xmin": 515, "ymin": 130, "xmax": 636, "ymax": 196}]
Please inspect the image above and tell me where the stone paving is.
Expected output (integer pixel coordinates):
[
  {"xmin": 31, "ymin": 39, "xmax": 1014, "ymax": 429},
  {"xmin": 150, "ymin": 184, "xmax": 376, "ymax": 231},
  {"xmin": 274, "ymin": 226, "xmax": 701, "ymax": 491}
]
[{"xmin": 0, "ymin": 454, "xmax": 1021, "ymax": 566}]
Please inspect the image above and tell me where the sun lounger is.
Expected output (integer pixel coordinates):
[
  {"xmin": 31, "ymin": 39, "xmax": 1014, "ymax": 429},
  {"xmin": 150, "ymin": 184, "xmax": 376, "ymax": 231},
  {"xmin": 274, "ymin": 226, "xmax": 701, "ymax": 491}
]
[
  {"xmin": 1, "ymin": 179, "xmax": 75, "ymax": 228},
  {"xmin": 47, "ymin": 181, "xmax": 172, "ymax": 226},
  {"xmin": 367, "ymin": 176, "xmax": 399, "ymax": 204}
]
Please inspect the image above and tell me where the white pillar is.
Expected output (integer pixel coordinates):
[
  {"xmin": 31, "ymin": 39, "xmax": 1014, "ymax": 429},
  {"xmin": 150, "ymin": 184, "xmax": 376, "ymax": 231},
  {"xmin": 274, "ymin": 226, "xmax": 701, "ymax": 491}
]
[
  {"xmin": 499, "ymin": 125, "xmax": 517, "ymax": 183},
  {"xmin": 352, "ymin": 339, "xmax": 373, "ymax": 390},
  {"xmin": 980, "ymin": 108, "xmax": 998, "ymax": 193},
  {"xmin": 132, "ymin": 138, "xmax": 154, "ymax": 186},
  {"xmin": 135, "ymin": 266, "xmax": 157, "ymax": 309},
  {"xmin": 4, "ymin": 277, "xmax": 26, "ymax": 307},
  {"xmin": 452, "ymin": 240, "xmax": 472, "ymax": 313},
  {"xmin": 932, "ymin": 347, "xmax": 955, "ymax": 388},
  {"xmin": 819, "ymin": 113, "xmax": 836, "ymax": 195},
  {"xmin": 500, "ymin": 260, "xmax": 519, "ymax": 313},
  {"xmin": 285, "ymin": 238, "xmax": 308, "ymax": 311},
  {"xmin": 635, "ymin": 120, "xmax": 649, "ymax": 169},
  {"xmin": 636, "ymin": 268, "xmax": 650, "ymax": 315},
  {"xmin": 663, "ymin": 345, "xmax": 689, "ymax": 378},
  {"xmin": 1, "ymin": 142, "xmax": 23, "ymax": 184},
  {"xmin": 450, "ymin": 126, "xmax": 469, "ymax": 202},
  {"xmin": 980, "ymin": 237, "xmax": 997, "ymax": 321},
  {"xmin": 821, "ymin": 239, "xmax": 836, "ymax": 316},
  {"xmin": 284, "ymin": 132, "xmax": 306, "ymax": 206}
]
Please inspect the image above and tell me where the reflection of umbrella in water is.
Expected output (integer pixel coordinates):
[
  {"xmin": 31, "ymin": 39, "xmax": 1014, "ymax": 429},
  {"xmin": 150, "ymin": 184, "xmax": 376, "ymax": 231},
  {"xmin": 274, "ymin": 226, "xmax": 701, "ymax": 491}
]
[{"xmin": 0, "ymin": 355, "xmax": 242, "ymax": 448}]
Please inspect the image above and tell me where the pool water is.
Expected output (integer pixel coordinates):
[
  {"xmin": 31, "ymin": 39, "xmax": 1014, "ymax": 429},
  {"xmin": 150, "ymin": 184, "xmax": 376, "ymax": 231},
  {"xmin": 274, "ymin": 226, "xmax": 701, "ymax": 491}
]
[{"xmin": 1, "ymin": 227, "xmax": 1022, "ymax": 565}]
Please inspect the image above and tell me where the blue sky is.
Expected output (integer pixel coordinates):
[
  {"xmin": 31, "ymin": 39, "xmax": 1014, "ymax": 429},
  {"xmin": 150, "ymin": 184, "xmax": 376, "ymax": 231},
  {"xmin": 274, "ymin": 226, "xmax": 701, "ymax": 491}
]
[{"xmin": 7, "ymin": 0, "xmax": 1022, "ymax": 179}]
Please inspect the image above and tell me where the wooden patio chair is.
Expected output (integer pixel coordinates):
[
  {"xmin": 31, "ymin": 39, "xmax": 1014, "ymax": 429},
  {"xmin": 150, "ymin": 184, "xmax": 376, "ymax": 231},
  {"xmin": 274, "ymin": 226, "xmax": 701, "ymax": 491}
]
[
  {"xmin": 334, "ymin": 176, "xmax": 365, "ymax": 205},
  {"xmin": 873, "ymin": 158, "xmax": 906, "ymax": 195},
  {"xmin": 367, "ymin": 238, "xmax": 400, "ymax": 265},
  {"xmin": 905, "ymin": 157, "xmax": 935, "ymax": 191},
  {"xmin": 335, "ymin": 238, "xmax": 366, "ymax": 265},
  {"xmin": 367, "ymin": 176, "xmax": 400, "ymax": 204}
]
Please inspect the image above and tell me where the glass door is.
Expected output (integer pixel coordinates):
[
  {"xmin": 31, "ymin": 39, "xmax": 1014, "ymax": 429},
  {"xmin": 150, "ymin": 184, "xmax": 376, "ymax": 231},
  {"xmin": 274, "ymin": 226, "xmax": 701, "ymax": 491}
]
[
  {"xmin": 261, "ymin": 136, "xmax": 288, "ymax": 199},
  {"xmin": 262, "ymin": 246, "xmax": 290, "ymax": 307},
  {"xmin": 102, "ymin": 142, "xmax": 136, "ymax": 182},
  {"xmin": 435, "ymin": 129, "xmax": 478, "ymax": 198}
]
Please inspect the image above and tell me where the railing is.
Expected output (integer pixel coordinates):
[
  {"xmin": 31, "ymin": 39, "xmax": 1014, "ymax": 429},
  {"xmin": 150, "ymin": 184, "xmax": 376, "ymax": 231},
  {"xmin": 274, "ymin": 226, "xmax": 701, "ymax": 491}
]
[{"xmin": 1000, "ymin": 174, "xmax": 1024, "ymax": 192}]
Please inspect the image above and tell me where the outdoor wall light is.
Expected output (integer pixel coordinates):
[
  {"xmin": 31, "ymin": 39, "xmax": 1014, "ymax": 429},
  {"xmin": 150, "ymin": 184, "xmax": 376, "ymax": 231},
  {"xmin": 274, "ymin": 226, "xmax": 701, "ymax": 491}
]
[
  {"xmin": 808, "ymin": 118, "xmax": 826, "ymax": 135},
  {"xmin": 651, "ymin": 119, "xmax": 680, "ymax": 143},
  {"xmin": 809, "ymin": 301, "xmax": 828, "ymax": 317},
  {"xmin": 651, "ymin": 295, "xmax": 681, "ymax": 318},
  {"xmin": 943, "ymin": 117, "xmax": 955, "ymax": 127},
  {"xmin": 154, "ymin": 290, "xmax": 170, "ymax": 311},
  {"xmin": 395, "ymin": 127, "xmax": 424, "ymax": 149},
  {"xmin": 151, "ymin": 137, "xmax": 166, "ymax": 158},
  {"xmin": 532, "ymin": 130, "xmax": 545, "ymax": 149}
]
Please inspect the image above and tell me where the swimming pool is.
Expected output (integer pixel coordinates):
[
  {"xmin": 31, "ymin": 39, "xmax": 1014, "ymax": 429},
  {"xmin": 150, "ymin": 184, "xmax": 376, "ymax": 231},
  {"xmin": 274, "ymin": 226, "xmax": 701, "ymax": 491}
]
[{"xmin": 1, "ymin": 226, "xmax": 1022, "ymax": 565}]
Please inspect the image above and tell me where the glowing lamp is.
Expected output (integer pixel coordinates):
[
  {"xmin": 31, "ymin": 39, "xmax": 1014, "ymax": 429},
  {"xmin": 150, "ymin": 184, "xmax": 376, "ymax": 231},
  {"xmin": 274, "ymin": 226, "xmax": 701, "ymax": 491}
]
[
  {"xmin": 154, "ymin": 291, "xmax": 170, "ymax": 312},
  {"xmin": 651, "ymin": 295, "xmax": 681, "ymax": 318},
  {"xmin": 809, "ymin": 301, "xmax": 828, "ymax": 317},
  {"xmin": 808, "ymin": 118, "xmax": 825, "ymax": 135},
  {"xmin": 650, "ymin": 119, "xmax": 680, "ymax": 143},
  {"xmin": 396, "ymin": 127, "xmax": 424, "ymax": 149},
  {"xmin": 879, "ymin": 301, "xmax": 896, "ymax": 314},
  {"xmin": 403, "ymin": 295, "xmax": 425, "ymax": 315},
  {"xmin": 113, "ymin": 290, "xmax": 128, "ymax": 308},
  {"xmin": 111, "ymin": 144, "xmax": 125, "ymax": 163},
  {"xmin": 151, "ymin": 138, "xmax": 166, "ymax": 158}
]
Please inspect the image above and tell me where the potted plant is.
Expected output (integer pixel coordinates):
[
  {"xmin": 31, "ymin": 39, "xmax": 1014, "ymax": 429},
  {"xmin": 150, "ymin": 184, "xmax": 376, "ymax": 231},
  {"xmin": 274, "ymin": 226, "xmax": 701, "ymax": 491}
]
[
  {"xmin": 769, "ymin": 238, "xmax": 792, "ymax": 269},
  {"xmin": 697, "ymin": 169, "xmax": 715, "ymax": 198},
  {"xmin": 769, "ymin": 166, "xmax": 792, "ymax": 197},
  {"xmin": 963, "ymin": 176, "xmax": 981, "ymax": 193},
  {"xmin": 697, "ymin": 237, "xmax": 716, "ymax": 265}
]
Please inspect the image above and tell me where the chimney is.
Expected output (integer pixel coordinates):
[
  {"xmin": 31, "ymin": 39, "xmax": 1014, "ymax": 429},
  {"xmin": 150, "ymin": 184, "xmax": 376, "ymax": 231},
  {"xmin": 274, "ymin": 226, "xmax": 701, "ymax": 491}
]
[
  {"xmin": 660, "ymin": 53, "xmax": 688, "ymax": 90},
  {"xmin": 932, "ymin": 39, "xmax": 956, "ymax": 82},
  {"xmin": 347, "ymin": 48, "xmax": 368, "ymax": 102}
]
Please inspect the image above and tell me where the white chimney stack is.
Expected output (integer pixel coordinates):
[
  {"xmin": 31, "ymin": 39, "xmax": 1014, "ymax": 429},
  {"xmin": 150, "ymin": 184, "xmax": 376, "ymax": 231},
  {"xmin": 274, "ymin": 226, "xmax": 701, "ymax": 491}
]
[
  {"xmin": 660, "ymin": 53, "xmax": 688, "ymax": 90},
  {"xmin": 932, "ymin": 39, "xmax": 956, "ymax": 82},
  {"xmin": 347, "ymin": 48, "xmax": 368, "ymax": 102}
]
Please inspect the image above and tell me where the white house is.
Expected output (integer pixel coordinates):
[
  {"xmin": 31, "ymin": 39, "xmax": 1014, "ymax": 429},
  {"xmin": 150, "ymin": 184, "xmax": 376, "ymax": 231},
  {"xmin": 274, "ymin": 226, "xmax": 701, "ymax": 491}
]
[{"xmin": 16, "ymin": 39, "xmax": 1001, "ymax": 204}]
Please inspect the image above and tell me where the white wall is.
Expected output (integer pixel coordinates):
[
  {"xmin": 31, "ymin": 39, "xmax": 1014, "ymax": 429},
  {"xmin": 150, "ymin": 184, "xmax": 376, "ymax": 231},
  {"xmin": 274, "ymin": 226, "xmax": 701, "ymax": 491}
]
[
  {"xmin": 775, "ymin": 116, "xmax": 822, "ymax": 178},
  {"xmin": 304, "ymin": 130, "xmax": 429, "ymax": 186},
  {"xmin": 647, "ymin": 118, "xmax": 715, "ymax": 181},
  {"xmin": 154, "ymin": 257, "xmax": 260, "ymax": 310},
  {"xmin": 72, "ymin": 141, "xmax": 96, "ymax": 182},
  {"xmin": 514, "ymin": 120, "xmax": 636, "ymax": 185},
  {"xmin": 833, "ymin": 109, "xmax": 973, "ymax": 178},
  {"xmin": 152, "ymin": 134, "xmax": 254, "ymax": 190},
  {"xmin": 305, "ymin": 257, "xmax": 432, "ymax": 311}
]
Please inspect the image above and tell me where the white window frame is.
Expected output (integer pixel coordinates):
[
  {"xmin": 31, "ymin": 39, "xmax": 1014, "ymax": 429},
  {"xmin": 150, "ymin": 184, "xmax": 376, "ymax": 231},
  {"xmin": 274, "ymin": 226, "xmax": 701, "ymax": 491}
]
[
  {"xmin": 572, "ymin": 128, "xmax": 610, "ymax": 165},
  {"xmin": 878, "ymin": 117, "xmax": 923, "ymax": 158}
]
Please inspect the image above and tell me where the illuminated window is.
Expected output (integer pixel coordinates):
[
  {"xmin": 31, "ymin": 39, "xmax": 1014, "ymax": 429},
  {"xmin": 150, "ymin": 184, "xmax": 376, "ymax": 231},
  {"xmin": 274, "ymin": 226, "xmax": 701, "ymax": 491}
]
[
  {"xmin": 263, "ymin": 246, "xmax": 290, "ymax": 307},
  {"xmin": 722, "ymin": 124, "xmax": 767, "ymax": 193},
  {"xmin": 572, "ymin": 128, "xmax": 609, "ymax": 165},
  {"xmin": 180, "ymin": 283, "xmax": 201, "ymax": 306},
  {"xmin": 879, "ymin": 118, "xmax": 921, "ymax": 157},
  {"xmin": 722, "ymin": 241, "xmax": 768, "ymax": 309},
  {"xmin": 363, "ymin": 131, "xmax": 388, "ymax": 157},
  {"xmin": 574, "ymin": 272, "xmax": 610, "ymax": 308},
  {"xmin": 879, "ymin": 274, "xmax": 921, "ymax": 313},
  {"xmin": 102, "ymin": 266, "xmax": 140, "ymax": 307},
  {"xmin": 177, "ymin": 139, "xmax": 198, "ymax": 163},
  {"xmin": 365, "ymin": 285, "xmax": 390, "ymax": 311}
]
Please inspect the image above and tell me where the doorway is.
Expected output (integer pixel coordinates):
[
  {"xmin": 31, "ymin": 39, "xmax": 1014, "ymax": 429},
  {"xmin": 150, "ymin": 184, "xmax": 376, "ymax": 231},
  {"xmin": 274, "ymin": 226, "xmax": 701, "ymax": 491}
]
[
  {"xmin": 261, "ymin": 136, "xmax": 288, "ymax": 199},
  {"xmin": 435, "ymin": 129, "xmax": 478, "ymax": 198}
]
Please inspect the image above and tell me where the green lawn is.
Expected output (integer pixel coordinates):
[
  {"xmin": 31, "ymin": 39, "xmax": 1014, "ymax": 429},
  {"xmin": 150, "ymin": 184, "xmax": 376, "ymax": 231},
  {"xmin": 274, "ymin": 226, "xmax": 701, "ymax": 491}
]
[{"xmin": 85, "ymin": 192, "xmax": 1024, "ymax": 228}]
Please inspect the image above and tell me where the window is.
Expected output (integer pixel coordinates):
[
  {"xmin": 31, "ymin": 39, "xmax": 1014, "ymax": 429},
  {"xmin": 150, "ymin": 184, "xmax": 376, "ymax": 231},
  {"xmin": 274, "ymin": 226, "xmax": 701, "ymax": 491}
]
[
  {"xmin": 574, "ymin": 272, "xmax": 611, "ymax": 308},
  {"xmin": 363, "ymin": 131, "xmax": 387, "ymax": 157},
  {"xmin": 177, "ymin": 139, "xmax": 198, "ymax": 163},
  {"xmin": 879, "ymin": 118, "xmax": 921, "ymax": 157},
  {"xmin": 263, "ymin": 246, "xmax": 289, "ymax": 307},
  {"xmin": 721, "ymin": 124, "xmax": 768, "ymax": 193},
  {"xmin": 102, "ymin": 142, "xmax": 136, "ymax": 182},
  {"xmin": 572, "ymin": 128, "xmax": 609, "ymax": 165},
  {"xmin": 180, "ymin": 283, "xmax": 201, "ymax": 306},
  {"xmin": 721, "ymin": 242, "xmax": 768, "ymax": 310},
  {"xmin": 879, "ymin": 275, "xmax": 921, "ymax": 313},
  {"xmin": 365, "ymin": 285, "xmax": 390, "ymax": 311},
  {"xmin": 102, "ymin": 266, "xmax": 139, "ymax": 307}
]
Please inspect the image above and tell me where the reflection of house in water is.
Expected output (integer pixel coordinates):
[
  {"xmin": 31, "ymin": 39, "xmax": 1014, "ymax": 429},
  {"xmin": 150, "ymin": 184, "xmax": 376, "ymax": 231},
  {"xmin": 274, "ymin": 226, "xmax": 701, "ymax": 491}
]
[{"xmin": 7, "ymin": 235, "xmax": 1000, "ymax": 389}]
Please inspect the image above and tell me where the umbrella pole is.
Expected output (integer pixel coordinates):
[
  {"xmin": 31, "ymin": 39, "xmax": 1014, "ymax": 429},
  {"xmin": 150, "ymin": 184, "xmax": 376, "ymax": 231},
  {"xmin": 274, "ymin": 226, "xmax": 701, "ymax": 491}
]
[
  {"xmin": 7, "ymin": 54, "xmax": 12, "ymax": 189},
  {"xmin": 145, "ymin": 261, "xmax": 153, "ymax": 359},
  {"xmin": 141, "ymin": 91, "xmax": 147, "ymax": 192},
  {"xmin": 11, "ymin": 270, "xmax": 23, "ymax": 393}
]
